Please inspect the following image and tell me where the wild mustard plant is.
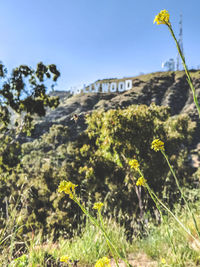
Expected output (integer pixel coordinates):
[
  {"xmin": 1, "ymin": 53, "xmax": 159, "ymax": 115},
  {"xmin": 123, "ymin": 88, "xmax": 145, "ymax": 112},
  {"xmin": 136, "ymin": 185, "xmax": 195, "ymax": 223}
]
[
  {"xmin": 58, "ymin": 180, "xmax": 78, "ymax": 199},
  {"xmin": 95, "ymin": 256, "xmax": 111, "ymax": 267},
  {"xmin": 93, "ymin": 202, "xmax": 119, "ymax": 267},
  {"xmin": 161, "ymin": 258, "xmax": 166, "ymax": 264},
  {"xmin": 153, "ymin": 10, "xmax": 170, "ymax": 26},
  {"xmin": 93, "ymin": 202, "xmax": 130, "ymax": 267},
  {"xmin": 128, "ymin": 156, "xmax": 198, "ymax": 244},
  {"xmin": 93, "ymin": 202, "xmax": 104, "ymax": 211},
  {"xmin": 154, "ymin": 9, "xmax": 200, "ymax": 119},
  {"xmin": 129, "ymin": 159, "xmax": 140, "ymax": 171},
  {"xmin": 151, "ymin": 138, "xmax": 200, "ymax": 239},
  {"xmin": 128, "ymin": 157, "xmax": 179, "ymax": 260},
  {"xmin": 58, "ymin": 180, "xmax": 133, "ymax": 267},
  {"xmin": 151, "ymin": 139, "xmax": 165, "ymax": 152},
  {"xmin": 136, "ymin": 177, "xmax": 147, "ymax": 187},
  {"xmin": 60, "ymin": 255, "xmax": 70, "ymax": 263}
]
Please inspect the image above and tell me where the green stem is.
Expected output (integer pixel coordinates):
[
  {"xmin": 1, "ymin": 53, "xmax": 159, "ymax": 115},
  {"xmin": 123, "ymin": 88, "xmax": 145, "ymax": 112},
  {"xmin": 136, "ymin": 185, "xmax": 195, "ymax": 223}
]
[
  {"xmin": 146, "ymin": 184, "xmax": 198, "ymax": 243},
  {"xmin": 137, "ymin": 167, "xmax": 199, "ymax": 251},
  {"xmin": 138, "ymin": 169, "xmax": 177, "ymax": 255},
  {"xmin": 73, "ymin": 195, "xmax": 100, "ymax": 228},
  {"xmin": 73, "ymin": 195, "xmax": 133, "ymax": 267},
  {"xmin": 162, "ymin": 151, "xmax": 200, "ymax": 238},
  {"xmin": 98, "ymin": 211, "xmax": 120, "ymax": 267},
  {"xmin": 145, "ymin": 185, "xmax": 178, "ymax": 255},
  {"xmin": 167, "ymin": 24, "xmax": 200, "ymax": 119}
]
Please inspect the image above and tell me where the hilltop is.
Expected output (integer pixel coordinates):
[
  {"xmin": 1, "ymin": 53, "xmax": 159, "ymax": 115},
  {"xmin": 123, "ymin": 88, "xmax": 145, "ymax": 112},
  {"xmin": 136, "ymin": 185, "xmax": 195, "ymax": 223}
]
[{"xmin": 32, "ymin": 70, "xmax": 200, "ymax": 148}]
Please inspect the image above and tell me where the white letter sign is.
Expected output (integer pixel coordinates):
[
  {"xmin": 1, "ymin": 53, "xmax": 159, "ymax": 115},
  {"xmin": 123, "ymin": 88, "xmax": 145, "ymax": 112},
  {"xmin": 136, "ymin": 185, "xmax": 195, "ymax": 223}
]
[
  {"xmin": 118, "ymin": 82, "xmax": 125, "ymax": 92},
  {"xmin": 125, "ymin": 80, "xmax": 132, "ymax": 90},
  {"xmin": 102, "ymin": 83, "xmax": 109, "ymax": 93},
  {"xmin": 110, "ymin": 82, "xmax": 117, "ymax": 92}
]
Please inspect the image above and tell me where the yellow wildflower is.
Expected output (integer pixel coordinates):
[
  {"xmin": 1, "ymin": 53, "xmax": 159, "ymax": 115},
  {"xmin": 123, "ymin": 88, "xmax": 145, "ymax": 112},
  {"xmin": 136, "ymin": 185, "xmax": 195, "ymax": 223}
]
[
  {"xmin": 129, "ymin": 159, "xmax": 140, "ymax": 170},
  {"xmin": 58, "ymin": 180, "xmax": 78, "ymax": 199},
  {"xmin": 136, "ymin": 176, "xmax": 147, "ymax": 187},
  {"xmin": 93, "ymin": 202, "xmax": 104, "ymax": 211},
  {"xmin": 60, "ymin": 255, "xmax": 69, "ymax": 263},
  {"xmin": 95, "ymin": 256, "xmax": 111, "ymax": 267},
  {"xmin": 151, "ymin": 139, "xmax": 165, "ymax": 152},
  {"xmin": 161, "ymin": 258, "xmax": 166, "ymax": 264},
  {"xmin": 154, "ymin": 10, "xmax": 170, "ymax": 26}
]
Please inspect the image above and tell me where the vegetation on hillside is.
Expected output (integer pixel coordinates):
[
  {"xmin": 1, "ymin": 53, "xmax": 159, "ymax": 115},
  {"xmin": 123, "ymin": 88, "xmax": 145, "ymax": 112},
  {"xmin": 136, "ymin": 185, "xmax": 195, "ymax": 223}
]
[{"xmin": 0, "ymin": 102, "xmax": 197, "ymax": 262}]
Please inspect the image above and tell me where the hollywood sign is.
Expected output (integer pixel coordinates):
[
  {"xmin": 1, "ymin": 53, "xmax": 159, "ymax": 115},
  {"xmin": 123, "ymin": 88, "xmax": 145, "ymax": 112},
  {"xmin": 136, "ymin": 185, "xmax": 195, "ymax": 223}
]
[{"xmin": 70, "ymin": 79, "xmax": 133, "ymax": 94}]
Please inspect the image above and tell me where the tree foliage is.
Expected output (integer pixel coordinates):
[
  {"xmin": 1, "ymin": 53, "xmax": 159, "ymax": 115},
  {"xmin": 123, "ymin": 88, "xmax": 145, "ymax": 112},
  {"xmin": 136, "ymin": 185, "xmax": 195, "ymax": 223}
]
[
  {"xmin": 0, "ymin": 62, "xmax": 60, "ymax": 134},
  {"xmin": 0, "ymin": 61, "xmax": 60, "ymax": 179}
]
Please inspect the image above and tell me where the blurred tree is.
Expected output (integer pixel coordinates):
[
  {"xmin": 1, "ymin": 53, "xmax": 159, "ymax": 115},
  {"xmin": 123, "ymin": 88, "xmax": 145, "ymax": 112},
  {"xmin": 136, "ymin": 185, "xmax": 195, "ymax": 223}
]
[
  {"xmin": 0, "ymin": 62, "xmax": 61, "ymax": 251},
  {"xmin": 0, "ymin": 62, "xmax": 60, "ymax": 178},
  {"xmin": 0, "ymin": 62, "xmax": 60, "ymax": 135}
]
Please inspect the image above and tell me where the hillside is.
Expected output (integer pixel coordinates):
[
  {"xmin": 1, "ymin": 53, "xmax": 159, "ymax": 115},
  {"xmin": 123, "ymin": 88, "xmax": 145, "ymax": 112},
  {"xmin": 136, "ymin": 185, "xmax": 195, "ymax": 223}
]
[{"xmin": 32, "ymin": 70, "xmax": 200, "ymax": 154}]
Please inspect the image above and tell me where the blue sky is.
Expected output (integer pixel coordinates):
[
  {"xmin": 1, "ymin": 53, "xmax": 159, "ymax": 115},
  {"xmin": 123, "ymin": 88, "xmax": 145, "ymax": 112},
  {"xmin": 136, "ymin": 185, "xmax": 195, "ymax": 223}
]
[{"xmin": 1, "ymin": 0, "xmax": 200, "ymax": 91}]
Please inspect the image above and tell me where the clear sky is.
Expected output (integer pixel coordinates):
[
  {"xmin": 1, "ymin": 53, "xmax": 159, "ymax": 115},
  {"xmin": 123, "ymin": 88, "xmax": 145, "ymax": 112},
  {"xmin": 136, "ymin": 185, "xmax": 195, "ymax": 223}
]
[{"xmin": 1, "ymin": 0, "xmax": 200, "ymax": 91}]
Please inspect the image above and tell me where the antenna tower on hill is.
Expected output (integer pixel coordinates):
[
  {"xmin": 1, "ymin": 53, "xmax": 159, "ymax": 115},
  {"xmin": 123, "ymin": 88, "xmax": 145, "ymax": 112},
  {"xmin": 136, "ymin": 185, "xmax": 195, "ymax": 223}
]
[{"xmin": 176, "ymin": 14, "xmax": 184, "ymax": 71}]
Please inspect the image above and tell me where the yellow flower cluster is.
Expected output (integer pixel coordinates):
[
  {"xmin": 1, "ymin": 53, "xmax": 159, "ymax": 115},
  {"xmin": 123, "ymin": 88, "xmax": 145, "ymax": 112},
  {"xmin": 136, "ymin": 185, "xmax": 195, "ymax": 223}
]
[
  {"xmin": 95, "ymin": 256, "xmax": 111, "ymax": 267},
  {"xmin": 129, "ymin": 159, "xmax": 140, "ymax": 170},
  {"xmin": 58, "ymin": 180, "xmax": 77, "ymax": 199},
  {"xmin": 136, "ymin": 176, "xmax": 147, "ymax": 187},
  {"xmin": 154, "ymin": 10, "xmax": 170, "ymax": 26},
  {"xmin": 161, "ymin": 258, "xmax": 166, "ymax": 264},
  {"xmin": 151, "ymin": 139, "xmax": 165, "ymax": 152},
  {"xmin": 60, "ymin": 255, "xmax": 69, "ymax": 263},
  {"xmin": 93, "ymin": 202, "xmax": 104, "ymax": 211}
]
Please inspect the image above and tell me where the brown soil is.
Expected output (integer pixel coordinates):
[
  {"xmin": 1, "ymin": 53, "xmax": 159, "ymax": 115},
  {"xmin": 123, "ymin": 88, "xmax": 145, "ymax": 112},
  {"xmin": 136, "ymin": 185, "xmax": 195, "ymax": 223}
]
[{"xmin": 110, "ymin": 253, "xmax": 158, "ymax": 267}]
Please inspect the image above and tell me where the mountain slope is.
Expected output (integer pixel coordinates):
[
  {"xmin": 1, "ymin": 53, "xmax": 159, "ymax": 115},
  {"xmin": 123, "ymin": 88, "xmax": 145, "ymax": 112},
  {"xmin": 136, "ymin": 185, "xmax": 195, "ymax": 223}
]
[{"xmin": 32, "ymin": 71, "xmax": 200, "ymax": 146}]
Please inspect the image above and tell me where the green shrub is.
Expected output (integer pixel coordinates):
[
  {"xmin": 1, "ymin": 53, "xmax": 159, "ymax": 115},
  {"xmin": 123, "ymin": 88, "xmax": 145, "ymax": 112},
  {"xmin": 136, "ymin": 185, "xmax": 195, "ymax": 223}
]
[{"xmin": 0, "ymin": 104, "xmax": 196, "ymax": 244}]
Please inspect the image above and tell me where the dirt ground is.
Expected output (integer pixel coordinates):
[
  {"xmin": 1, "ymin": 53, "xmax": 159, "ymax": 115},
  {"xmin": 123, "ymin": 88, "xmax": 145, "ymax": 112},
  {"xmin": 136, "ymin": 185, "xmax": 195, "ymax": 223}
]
[{"xmin": 110, "ymin": 253, "xmax": 158, "ymax": 267}]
